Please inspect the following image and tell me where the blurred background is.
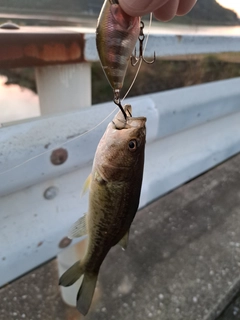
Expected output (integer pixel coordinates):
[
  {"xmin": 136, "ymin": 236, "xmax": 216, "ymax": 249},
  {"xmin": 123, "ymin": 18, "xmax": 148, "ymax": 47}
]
[
  {"xmin": 1, "ymin": 2, "xmax": 240, "ymax": 320},
  {"xmin": 0, "ymin": 0, "xmax": 240, "ymax": 123}
]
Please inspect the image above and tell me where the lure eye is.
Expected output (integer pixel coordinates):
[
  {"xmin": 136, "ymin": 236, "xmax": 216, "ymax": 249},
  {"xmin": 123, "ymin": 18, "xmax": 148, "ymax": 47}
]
[{"xmin": 128, "ymin": 140, "xmax": 137, "ymax": 151}]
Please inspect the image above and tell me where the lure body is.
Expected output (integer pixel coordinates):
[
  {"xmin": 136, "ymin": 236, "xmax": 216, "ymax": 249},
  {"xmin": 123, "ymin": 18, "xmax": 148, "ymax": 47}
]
[{"xmin": 96, "ymin": 0, "xmax": 140, "ymax": 98}]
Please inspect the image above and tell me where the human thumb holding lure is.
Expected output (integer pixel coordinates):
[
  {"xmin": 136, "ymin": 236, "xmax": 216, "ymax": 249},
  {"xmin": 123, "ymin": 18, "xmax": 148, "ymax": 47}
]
[{"xmin": 118, "ymin": 0, "xmax": 197, "ymax": 21}]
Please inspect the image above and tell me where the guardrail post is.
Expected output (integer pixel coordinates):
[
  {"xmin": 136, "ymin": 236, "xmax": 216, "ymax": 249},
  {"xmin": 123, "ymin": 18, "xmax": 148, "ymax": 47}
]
[
  {"xmin": 35, "ymin": 62, "xmax": 92, "ymax": 305},
  {"xmin": 35, "ymin": 63, "xmax": 91, "ymax": 115}
]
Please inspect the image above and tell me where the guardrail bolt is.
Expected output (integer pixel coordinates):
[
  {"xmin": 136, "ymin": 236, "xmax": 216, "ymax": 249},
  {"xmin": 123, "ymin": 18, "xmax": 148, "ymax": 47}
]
[
  {"xmin": 51, "ymin": 148, "xmax": 68, "ymax": 165},
  {"xmin": 44, "ymin": 186, "xmax": 59, "ymax": 200},
  {"xmin": 0, "ymin": 21, "xmax": 20, "ymax": 30},
  {"xmin": 59, "ymin": 237, "xmax": 72, "ymax": 248}
]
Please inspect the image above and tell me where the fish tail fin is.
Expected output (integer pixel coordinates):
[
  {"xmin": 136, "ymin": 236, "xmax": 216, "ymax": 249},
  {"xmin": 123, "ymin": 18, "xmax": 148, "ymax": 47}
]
[
  {"xmin": 77, "ymin": 271, "xmax": 99, "ymax": 316},
  {"xmin": 59, "ymin": 260, "xmax": 84, "ymax": 287}
]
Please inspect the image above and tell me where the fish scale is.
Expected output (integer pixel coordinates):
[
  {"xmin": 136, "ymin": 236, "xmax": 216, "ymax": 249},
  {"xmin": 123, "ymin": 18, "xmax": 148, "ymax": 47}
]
[{"xmin": 59, "ymin": 106, "xmax": 146, "ymax": 315}]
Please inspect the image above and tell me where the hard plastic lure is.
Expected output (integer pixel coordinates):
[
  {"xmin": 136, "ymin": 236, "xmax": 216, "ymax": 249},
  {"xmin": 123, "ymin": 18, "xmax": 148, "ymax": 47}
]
[{"xmin": 96, "ymin": 0, "xmax": 140, "ymax": 116}]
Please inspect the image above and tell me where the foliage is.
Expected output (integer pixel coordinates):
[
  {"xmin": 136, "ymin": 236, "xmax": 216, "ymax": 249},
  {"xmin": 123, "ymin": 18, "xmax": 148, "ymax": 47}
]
[
  {"xmin": 0, "ymin": 0, "xmax": 239, "ymax": 25},
  {"xmin": 92, "ymin": 55, "xmax": 240, "ymax": 104},
  {"xmin": 185, "ymin": 0, "xmax": 239, "ymax": 25},
  {"xmin": 1, "ymin": 55, "xmax": 240, "ymax": 104}
]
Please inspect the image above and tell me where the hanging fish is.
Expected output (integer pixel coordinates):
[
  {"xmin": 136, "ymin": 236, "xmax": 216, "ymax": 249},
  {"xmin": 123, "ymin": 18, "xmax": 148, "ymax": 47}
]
[
  {"xmin": 96, "ymin": 0, "xmax": 140, "ymax": 105},
  {"xmin": 59, "ymin": 105, "xmax": 146, "ymax": 315}
]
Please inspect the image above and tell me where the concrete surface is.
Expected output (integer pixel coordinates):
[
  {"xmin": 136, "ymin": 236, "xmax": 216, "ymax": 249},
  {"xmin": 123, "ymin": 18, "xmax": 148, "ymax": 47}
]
[
  {"xmin": 2, "ymin": 153, "xmax": 240, "ymax": 319},
  {"xmin": 217, "ymin": 290, "xmax": 240, "ymax": 320}
]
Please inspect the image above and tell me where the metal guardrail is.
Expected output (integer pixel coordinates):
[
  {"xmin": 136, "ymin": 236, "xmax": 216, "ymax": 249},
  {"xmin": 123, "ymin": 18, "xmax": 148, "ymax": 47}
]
[{"xmin": 1, "ymin": 26, "xmax": 240, "ymax": 289}]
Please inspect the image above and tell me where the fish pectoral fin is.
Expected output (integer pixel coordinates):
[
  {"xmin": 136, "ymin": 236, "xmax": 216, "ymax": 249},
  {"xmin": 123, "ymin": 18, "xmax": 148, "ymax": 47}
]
[
  {"xmin": 77, "ymin": 272, "xmax": 98, "ymax": 316},
  {"xmin": 81, "ymin": 173, "xmax": 92, "ymax": 197},
  {"xmin": 118, "ymin": 230, "xmax": 129, "ymax": 251},
  {"xmin": 68, "ymin": 214, "xmax": 87, "ymax": 239}
]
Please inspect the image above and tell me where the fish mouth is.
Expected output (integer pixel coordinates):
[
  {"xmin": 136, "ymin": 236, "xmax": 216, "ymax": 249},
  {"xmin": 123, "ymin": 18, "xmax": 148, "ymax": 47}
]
[
  {"xmin": 128, "ymin": 116, "xmax": 146, "ymax": 121},
  {"xmin": 126, "ymin": 117, "xmax": 147, "ymax": 128},
  {"xmin": 112, "ymin": 104, "xmax": 146, "ymax": 130},
  {"xmin": 112, "ymin": 116, "xmax": 146, "ymax": 130}
]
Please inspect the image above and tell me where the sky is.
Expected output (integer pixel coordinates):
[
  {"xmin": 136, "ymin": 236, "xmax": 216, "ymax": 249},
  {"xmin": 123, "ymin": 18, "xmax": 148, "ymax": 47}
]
[{"xmin": 216, "ymin": 0, "xmax": 240, "ymax": 18}]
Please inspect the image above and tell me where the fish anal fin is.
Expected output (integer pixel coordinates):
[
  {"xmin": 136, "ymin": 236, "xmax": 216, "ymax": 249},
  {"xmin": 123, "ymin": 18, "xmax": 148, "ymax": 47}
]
[
  {"xmin": 118, "ymin": 230, "xmax": 129, "ymax": 251},
  {"xmin": 77, "ymin": 272, "xmax": 98, "ymax": 316},
  {"xmin": 68, "ymin": 214, "xmax": 87, "ymax": 239},
  {"xmin": 59, "ymin": 260, "xmax": 84, "ymax": 287}
]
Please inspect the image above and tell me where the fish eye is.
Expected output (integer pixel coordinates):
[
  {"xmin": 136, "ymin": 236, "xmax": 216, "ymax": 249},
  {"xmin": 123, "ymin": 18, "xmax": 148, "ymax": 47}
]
[{"xmin": 128, "ymin": 140, "xmax": 137, "ymax": 151}]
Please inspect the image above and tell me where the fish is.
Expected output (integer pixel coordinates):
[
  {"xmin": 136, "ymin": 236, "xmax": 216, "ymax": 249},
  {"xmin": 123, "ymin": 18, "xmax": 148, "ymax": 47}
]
[
  {"xmin": 96, "ymin": 0, "xmax": 140, "ymax": 102},
  {"xmin": 59, "ymin": 105, "xmax": 146, "ymax": 315}
]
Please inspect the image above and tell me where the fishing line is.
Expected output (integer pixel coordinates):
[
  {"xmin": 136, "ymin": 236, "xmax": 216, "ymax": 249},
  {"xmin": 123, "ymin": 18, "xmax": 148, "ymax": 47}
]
[
  {"xmin": 0, "ymin": 107, "xmax": 117, "ymax": 176},
  {"xmin": 122, "ymin": 12, "xmax": 153, "ymax": 101}
]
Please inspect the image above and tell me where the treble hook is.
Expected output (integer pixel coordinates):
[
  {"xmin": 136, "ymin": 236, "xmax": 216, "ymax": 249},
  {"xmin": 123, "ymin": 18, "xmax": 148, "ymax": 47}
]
[{"xmin": 131, "ymin": 21, "xmax": 156, "ymax": 67}]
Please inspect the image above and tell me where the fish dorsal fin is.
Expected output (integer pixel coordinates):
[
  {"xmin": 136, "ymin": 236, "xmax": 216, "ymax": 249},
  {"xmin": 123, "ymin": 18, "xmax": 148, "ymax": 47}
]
[
  {"xmin": 118, "ymin": 230, "xmax": 129, "ymax": 251},
  {"xmin": 81, "ymin": 174, "xmax": 92, "ymax": 197},
  {"xmin": 68, "ymin": 214, "xmax": 87, "ymax": 239}
]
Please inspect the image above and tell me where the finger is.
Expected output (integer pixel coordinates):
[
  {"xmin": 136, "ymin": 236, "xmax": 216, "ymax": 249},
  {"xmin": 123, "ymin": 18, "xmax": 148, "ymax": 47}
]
[
  {"xmin": 177, "ymin": 0, "xmax": 197, "ymax": 16},
  {"xmin": 118, "ymin": 0, "xmax": 169, "ymax": 17},
  {"xmin": 153, "ymin": 0, "xmax": 179, "ymax": 21}
]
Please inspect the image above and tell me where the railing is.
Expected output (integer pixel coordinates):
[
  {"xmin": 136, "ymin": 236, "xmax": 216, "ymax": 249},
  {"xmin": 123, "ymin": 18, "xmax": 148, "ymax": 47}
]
[{"xmin": 1, "ymin": 25, "xmax": 240, "ymax": 298}]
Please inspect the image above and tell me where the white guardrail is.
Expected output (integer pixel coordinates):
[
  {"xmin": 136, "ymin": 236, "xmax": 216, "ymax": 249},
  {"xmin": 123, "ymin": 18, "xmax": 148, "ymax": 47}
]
[{"xmin": 1, "ymin": 29, "xmax": 240, "ymax": 289}]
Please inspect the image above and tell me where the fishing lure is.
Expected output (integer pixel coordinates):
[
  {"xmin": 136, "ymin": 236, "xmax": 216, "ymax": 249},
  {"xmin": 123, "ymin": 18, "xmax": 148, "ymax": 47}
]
[
  {"xmin": 96, "ymin": 0, "xmax": 140, "ymax": 118},
  {"xmin": 96, "ymin": 0, "xmax": 155, "ymax": 119}
]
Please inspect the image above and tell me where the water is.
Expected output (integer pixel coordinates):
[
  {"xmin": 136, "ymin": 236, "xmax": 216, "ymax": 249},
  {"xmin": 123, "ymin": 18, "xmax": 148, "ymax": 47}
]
[
  {"xmin": 149, "ymin": 23, "xmax": 240, "ymax": 36},
  {"xmin": 0, "ymin": 76, "xmax": 40, "ymax": 125},
  {"xmin": 64, "ymin": 23, "xmax": 240, "ymax": 36},
  {"xmin": 1, "ymin": 11, "xmax": 240, "ymax": 35}
]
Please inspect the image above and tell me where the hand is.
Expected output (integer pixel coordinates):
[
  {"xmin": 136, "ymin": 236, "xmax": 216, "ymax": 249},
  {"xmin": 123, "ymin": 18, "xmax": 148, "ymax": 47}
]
[{"xmin": 118, "ymin": 0, "xmax": 197, "ymax": 22}]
